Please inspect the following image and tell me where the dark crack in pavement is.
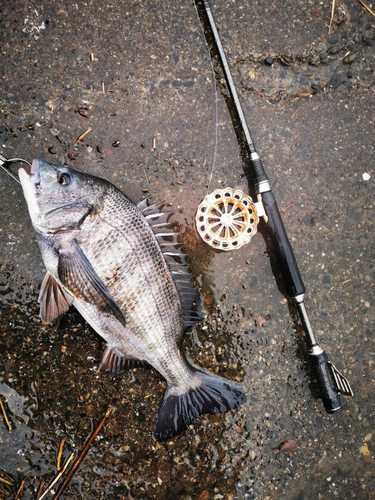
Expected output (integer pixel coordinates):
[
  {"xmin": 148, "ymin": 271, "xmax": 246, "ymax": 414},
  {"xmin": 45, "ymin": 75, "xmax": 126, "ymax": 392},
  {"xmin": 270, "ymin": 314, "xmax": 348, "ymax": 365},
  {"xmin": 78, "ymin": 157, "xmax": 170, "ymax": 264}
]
[{"xmin": 1, "ymin": 0, "xmax": 374, "ymax": 499}]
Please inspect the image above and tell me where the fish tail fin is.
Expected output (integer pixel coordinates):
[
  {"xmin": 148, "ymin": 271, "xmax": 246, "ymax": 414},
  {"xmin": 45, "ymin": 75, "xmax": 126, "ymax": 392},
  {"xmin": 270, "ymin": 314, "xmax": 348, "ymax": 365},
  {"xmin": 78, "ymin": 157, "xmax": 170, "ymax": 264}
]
[{"xmin": 154, "ymin": 369, "xmax": 246, "ymax": 442}]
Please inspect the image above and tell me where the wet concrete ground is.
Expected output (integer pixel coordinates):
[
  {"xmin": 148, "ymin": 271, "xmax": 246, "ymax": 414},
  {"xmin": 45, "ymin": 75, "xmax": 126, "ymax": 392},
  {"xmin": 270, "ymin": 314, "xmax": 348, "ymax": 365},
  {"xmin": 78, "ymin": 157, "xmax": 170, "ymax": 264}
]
[{"xmin": 0, "ymin": 0, "xmax": 374, "ymax": 498}]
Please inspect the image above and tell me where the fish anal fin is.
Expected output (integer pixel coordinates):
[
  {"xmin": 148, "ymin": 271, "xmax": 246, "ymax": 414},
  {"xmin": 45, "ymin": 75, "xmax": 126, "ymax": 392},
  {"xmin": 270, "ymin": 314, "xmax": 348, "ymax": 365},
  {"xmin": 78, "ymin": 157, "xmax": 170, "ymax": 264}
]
[
  {"xmin": 154, "ymin": 368, "xmax": 246, "ymax": 442},
  {"xmin": 99, "ymin": 347, "xmax": 148, "ymax": 376},
  {"xmin": 58, "ymin": 239, "xmax": 126, "ymax": 327},
  {"xmin": 38, "ymin": 272, "xmax": 73, "ymax": 323}
]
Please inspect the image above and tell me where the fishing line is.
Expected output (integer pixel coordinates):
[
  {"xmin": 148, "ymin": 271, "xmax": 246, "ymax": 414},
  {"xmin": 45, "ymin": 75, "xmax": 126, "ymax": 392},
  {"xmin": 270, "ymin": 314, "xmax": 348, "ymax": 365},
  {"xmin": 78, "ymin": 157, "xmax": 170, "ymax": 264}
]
[
  {"xmin": 193, "ymin": 0, "xmax": 266, "ymax": 252},
  {"xmin": 0, "ymin": 155, "xmax": 32, "ymax": 185},
  {"xmin": 193, "ymin": 1, "xmax": 219, "ymax": 195}
]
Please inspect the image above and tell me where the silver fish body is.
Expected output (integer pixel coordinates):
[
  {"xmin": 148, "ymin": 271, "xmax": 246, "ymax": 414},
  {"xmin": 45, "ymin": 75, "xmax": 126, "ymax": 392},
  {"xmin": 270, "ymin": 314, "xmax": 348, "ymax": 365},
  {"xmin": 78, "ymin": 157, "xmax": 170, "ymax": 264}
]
[{"xmin": 19, "ymin": 159, "xmax": 246, "ymax": 440}]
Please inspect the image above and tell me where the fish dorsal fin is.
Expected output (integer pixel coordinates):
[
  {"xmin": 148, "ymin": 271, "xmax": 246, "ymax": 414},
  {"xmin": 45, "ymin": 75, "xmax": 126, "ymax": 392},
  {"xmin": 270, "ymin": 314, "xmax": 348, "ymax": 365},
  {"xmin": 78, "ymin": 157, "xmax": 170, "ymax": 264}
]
[{"xmin": 137, "ymin": 198, "xmax": 205, "ymax": 328}]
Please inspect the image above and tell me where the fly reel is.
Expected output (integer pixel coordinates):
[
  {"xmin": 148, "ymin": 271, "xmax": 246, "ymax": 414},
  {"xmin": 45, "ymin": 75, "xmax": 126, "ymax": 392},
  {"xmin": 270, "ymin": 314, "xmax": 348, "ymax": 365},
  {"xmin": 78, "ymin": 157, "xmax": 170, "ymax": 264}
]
[{"xmin": 195, "ymin": 188, "xmax": 265, "ymax": 251}]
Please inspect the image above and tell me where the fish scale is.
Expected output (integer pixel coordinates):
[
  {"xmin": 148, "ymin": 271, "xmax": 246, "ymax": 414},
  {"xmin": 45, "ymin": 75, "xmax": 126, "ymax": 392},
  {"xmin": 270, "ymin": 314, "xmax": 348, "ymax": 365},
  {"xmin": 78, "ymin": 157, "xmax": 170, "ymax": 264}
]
[
  {"xmin": 19, "ymin": 159, "xmax": 246, "ymax": 441},
  {"xmin": 81, "ymin": 201, "xmax": 182, "ymax": 347}
]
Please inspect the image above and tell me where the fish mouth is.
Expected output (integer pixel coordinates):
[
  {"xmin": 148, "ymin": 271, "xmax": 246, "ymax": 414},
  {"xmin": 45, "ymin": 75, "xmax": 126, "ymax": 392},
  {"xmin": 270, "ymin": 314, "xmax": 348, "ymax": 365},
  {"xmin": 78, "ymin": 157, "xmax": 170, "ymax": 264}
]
[{"xmin": 18, "ymin": 159, "xmax": 41, "ymax": 185}]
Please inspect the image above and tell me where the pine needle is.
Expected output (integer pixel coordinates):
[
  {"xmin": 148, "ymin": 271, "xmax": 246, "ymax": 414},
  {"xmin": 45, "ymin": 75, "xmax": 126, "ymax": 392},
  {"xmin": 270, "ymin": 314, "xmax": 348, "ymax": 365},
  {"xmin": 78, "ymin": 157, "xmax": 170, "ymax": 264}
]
[
  {"xmin": 358, "ymin": 0, "xmax": 375, "ymax": 18},
  {"xmin": 56, "ymin": 438, "xmax": 66, "ymax": 471},
  {"xmin": 0, "ymin": 398, "xmax": 12, "ymax": 431},
  {"xmin": 329, "ymin": 0, "xmax": 336, "ymax": 32}
]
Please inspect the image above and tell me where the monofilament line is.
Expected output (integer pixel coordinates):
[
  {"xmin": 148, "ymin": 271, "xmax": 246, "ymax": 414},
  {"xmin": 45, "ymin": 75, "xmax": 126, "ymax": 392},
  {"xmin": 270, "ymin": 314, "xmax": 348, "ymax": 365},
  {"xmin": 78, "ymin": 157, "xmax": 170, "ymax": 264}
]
[
  {"xmin": 193, "ymin": 2, "xmax": 219, "ymax": 195},
  {"xmin": 0, "ymin": 156, "xmax": 32, "ymax": 185}
]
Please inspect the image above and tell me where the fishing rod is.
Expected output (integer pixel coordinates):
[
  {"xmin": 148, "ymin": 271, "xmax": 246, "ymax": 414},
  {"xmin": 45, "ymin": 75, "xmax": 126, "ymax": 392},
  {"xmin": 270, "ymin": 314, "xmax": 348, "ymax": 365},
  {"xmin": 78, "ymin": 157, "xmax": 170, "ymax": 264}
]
[{"xmin": 198, "ymin": 0, "xmax": 353, "ymax": 412}]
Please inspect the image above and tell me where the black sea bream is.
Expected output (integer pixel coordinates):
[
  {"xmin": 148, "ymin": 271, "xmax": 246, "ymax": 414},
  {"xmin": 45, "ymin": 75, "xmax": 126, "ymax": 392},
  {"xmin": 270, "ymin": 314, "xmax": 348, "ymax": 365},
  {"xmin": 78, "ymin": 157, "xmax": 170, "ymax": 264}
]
[{"xmin": 19, "ymin": 159, "xmax": 246, "ymax": 440}]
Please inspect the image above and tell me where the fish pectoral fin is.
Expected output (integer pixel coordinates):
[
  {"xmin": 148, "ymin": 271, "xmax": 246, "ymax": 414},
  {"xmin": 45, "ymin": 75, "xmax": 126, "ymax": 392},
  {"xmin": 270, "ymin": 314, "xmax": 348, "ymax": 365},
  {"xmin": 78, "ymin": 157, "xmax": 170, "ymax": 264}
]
[
  {"xmin": 99, "ymin": 346, "xmax": 149, "ymax": 375},
  {"xmin": 57, "ymin": 239, "xmax": 126, "ymax": 327},
  {"xmin": 38, "ymin": 271, "xmax": 73, "ymax": 322},
  {"xmin": 154, "ymin": 367, "xmax": 247, "ymax": 442}
]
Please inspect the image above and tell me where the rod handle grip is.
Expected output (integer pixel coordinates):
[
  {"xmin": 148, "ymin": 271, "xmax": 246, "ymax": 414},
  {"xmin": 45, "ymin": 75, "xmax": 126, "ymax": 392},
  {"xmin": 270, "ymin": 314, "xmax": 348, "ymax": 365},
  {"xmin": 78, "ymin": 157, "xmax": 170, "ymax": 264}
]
[
  {"xmin": 260, "ymin": 190, "xmax": 305, "ymax": 298},
  {"xmin": 309, "ymin": 348, "xmax": 342, "ymax": 413}
]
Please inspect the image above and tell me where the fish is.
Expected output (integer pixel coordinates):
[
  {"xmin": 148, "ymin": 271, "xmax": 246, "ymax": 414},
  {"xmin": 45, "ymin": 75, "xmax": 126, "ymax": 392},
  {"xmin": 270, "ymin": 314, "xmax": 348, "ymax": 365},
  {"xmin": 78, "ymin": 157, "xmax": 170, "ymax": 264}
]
[{"xmin": 18, "ymin": 159, "xmax": 246, "ymax": 441}]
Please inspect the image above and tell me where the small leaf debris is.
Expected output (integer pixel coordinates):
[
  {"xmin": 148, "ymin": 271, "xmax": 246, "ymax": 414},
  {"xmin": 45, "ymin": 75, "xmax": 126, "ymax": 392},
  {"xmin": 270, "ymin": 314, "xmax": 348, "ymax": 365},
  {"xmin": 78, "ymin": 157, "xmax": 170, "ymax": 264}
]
[
  {"xmin": 278, "ymin": 439, "xmax": 297, "ymax": 452},
  {"xmin": 77, "ymin": 107, "xmax": 91, "ymax": 118}
]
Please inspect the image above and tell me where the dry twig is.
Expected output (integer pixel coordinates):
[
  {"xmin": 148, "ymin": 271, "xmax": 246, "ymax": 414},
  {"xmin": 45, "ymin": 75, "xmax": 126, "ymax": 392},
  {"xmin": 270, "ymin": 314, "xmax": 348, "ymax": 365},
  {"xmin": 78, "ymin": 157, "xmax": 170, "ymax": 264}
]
[
  {"xmin": 35, "ymin": 480, "xmax": 46, "ymax": 500},
  {"xmin": 290, "ymin": 107, "xmax": 300, "ymax": 120},
  {"xmin": 280, "ymin": 202, "xmax": 295, "ymax": 213},
  {"xmin": 0, "ymin": 398, "xmax": 12, "ymax": 431},
  {"xmin": 14, "ymin": 478, "xmax": 26, "ymax": 500},
  {"xmin": 56, "ymin": 438, "xmax": 66, "ymax": 471},
  {"xmin": 52, "ymin": 406, "xmax": 113, "ymax": 500},
  {"xmin": 0, "ymin": 477, "xmax": 12, "ymax": 487},
  {"xmin": 38, "ymin": 453, "xmax": 75, "ymax": 500},
  {"xmin": 74, "ymin": 127, "xmax": 92, "ymax": 147}
]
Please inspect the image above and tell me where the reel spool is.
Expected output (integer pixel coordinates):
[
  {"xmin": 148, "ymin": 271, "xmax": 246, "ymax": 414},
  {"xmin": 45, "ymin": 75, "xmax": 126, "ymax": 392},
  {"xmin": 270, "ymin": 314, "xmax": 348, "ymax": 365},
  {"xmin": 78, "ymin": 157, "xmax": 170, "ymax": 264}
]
[{"xmin": 195, "ymin": 188, "xmax": 261, "ymax": 251}]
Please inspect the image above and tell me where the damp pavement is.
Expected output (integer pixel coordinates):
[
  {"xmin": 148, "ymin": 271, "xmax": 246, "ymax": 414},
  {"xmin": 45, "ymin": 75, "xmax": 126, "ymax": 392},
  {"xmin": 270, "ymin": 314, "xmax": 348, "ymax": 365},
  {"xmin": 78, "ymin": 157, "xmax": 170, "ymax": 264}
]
[{"xmin": 0, "ymin": 0, "xmax": 374, "ymax": 498}]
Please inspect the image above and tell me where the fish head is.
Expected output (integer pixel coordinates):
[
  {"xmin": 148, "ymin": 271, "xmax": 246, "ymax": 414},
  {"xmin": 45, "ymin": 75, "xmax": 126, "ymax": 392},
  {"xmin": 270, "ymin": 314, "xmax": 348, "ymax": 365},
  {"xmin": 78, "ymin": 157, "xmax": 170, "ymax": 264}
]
[{"xmin": 19, "ymin": 159, "xmax": 104, "ymax": 233}]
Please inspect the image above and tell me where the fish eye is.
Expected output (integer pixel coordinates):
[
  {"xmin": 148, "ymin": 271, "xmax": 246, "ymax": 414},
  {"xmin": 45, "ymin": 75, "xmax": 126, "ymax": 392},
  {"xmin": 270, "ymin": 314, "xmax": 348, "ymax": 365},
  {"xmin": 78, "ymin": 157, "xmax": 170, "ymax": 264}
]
[{"xmin": 57, "ymin": 172, "xmax": 71, "ymax": 186}]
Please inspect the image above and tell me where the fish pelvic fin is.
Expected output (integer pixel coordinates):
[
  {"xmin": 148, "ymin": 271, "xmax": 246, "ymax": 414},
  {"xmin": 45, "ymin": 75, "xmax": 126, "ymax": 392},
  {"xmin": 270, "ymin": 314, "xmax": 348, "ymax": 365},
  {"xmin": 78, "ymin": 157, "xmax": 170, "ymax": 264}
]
[
  {"xmin": 99, "ymin": 346, "xmax": 148, "ymax": 375},
  {"xmin": 38, "ymin": 271, "xmax": 73, "ymax": 322},
  {"xmin": 154, "ymin": 370, "xmax": 246, "ymax": 442}
]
